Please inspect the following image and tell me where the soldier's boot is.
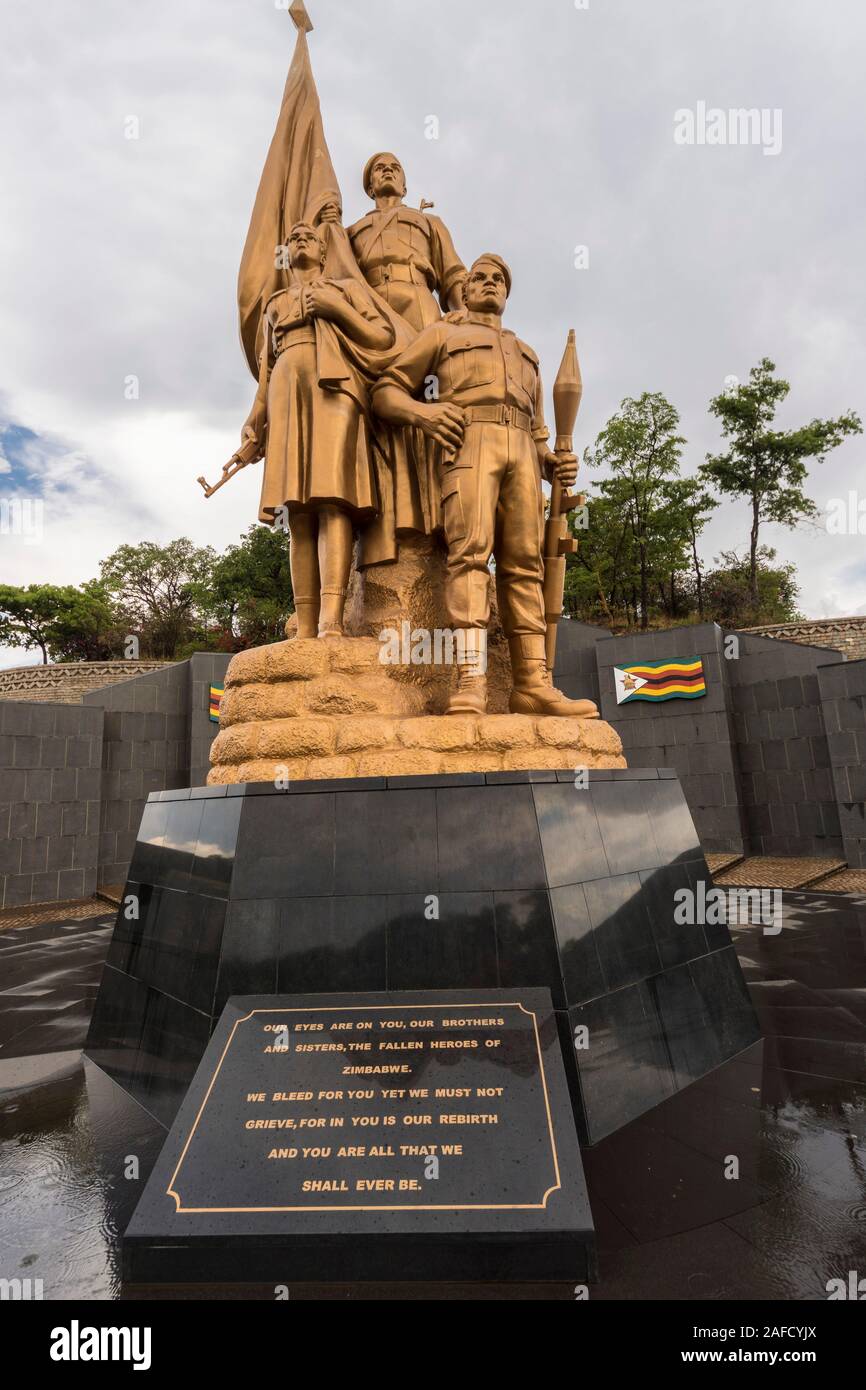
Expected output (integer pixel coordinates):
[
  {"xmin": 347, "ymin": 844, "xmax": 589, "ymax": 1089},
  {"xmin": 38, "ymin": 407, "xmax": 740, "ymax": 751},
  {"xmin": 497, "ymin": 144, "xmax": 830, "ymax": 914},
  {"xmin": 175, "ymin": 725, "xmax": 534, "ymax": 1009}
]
[
  {"xmin": 446, "ymin": 630, "xmax": 488, "ymax": 716},
  {"xmin": 317, "ymin": 587, "xmax": 347, "ymax": 640},
  {"xmin": 508, "ymin": 634, "xmax": 599, "ymax": 719},
  {"xmin": 293, "ymin": 596, "xmax": 320, "ymax": 640}
]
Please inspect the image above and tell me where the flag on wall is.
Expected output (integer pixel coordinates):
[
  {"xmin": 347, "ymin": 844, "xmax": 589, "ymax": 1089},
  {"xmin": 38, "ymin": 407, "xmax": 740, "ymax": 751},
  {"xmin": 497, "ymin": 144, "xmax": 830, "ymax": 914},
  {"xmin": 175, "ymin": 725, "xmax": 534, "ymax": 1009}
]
[
  {"xmin": 614, "ymin": 658, "xmax": 706, "ymax": 705},
  {"xmin": 209, "ymin": 686, "xmax": 225, "ymax": 723}
]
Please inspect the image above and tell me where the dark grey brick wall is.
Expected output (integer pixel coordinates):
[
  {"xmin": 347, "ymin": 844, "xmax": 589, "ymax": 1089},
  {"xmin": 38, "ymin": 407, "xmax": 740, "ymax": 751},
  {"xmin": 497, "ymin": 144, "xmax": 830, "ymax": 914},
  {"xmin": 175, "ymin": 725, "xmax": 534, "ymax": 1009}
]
[
  {"xmin": 83, "ymin": 664, "xmax": 192, "ymax": 889},
  {"xmin": 0, "ymin": 701, "xmax": 104, "ymax": 909},
  {"xmin": 818, "ymin": 658, "xmax": 866, "ymax": 869},
  {"xmin": 189, "ymin": 654, "xmax": 232, "ymax": 788},
  {"xmin": 728, "ymin": 633, "xmax": 842, "ymax": 859},
  {"xmin": 3, "ymin": 632, "xmax": 863, "ymax": 908},
  {"xmin": 0, "ymin": 655, "xmax": 228, "ymax": 905},
  {"xmin": 553, "ymin": 620, "xmax": 610, "ymax": 707},
  {"xmin": 596, "ymin": 624, "xmax": 746, "ymax": 855}
]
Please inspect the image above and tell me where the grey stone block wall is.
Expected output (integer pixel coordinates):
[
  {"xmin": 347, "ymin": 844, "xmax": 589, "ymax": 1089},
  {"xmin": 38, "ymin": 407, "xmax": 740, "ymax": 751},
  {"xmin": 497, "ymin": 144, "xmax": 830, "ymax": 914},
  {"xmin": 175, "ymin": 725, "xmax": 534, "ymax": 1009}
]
[
  {"xmin": 0, "ymin": 655, "xmax": 231, "ymax": 906},
  {"xmin": 0, "ymin": 701, "xmax": 104, "ymax": 909},
  {"xmin": 596, "ymin": 624, "xmax": 747, "ymax": 855},
  {"xmin": 3, "ymin": 631, "xmax": 864, "ymax": 908},
  {"xmin": 83, "ymin": 664, "xmax": 192, "ymax": 888},
  {"xmin": 189, "ymin": 654, "xmax": 232, "ymax": 788},
  {"xmin": 818, "ymin": 658, "xmax": 866, "ymax": 869},
  {"xmin": 728, "ymin": 634, "xmax": 842, "ymax": 859},
  {"xmin": 553, "ymin": 620, "xmax": 610, "ymax": 707}
]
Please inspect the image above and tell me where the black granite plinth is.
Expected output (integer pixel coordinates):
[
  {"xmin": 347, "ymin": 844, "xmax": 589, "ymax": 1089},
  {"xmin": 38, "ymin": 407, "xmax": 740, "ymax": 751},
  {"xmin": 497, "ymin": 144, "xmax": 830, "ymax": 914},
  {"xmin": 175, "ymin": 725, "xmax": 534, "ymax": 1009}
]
[
  {"xmin": 123, "ymin": 987, "xmax": 593, "ymax": 1284},
  {"xmin": 86, "ymin": 770, "xmax": 760, "ymax": 1143}
]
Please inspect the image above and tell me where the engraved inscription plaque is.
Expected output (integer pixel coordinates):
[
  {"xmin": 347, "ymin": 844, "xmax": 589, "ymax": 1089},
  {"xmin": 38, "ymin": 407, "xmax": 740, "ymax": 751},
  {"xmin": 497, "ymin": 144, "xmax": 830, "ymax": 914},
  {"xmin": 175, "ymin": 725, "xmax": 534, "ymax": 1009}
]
[{"xmin": 124, "ymin": 988, "xmax": 595, "ymax": 1286}]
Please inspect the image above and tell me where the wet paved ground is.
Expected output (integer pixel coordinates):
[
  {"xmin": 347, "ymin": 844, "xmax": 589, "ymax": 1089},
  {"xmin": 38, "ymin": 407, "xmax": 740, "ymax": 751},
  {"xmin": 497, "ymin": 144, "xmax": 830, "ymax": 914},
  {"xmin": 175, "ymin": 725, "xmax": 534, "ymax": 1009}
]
[{"xmin": 1, "ymin": 892, "xmax": 864, "ymax": 1300}]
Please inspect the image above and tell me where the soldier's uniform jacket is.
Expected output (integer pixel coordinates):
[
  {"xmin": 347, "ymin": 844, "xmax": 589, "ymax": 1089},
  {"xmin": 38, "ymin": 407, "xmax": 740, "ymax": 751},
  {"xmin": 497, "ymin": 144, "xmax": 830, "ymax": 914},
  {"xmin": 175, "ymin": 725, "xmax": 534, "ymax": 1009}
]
[
  {"xmin": 348, "ymin": 206, "xmax": 466, "ymax": 306},
  {"xmin": 372, "ymin": 310, "xmax": 551, "ymax": 454}
]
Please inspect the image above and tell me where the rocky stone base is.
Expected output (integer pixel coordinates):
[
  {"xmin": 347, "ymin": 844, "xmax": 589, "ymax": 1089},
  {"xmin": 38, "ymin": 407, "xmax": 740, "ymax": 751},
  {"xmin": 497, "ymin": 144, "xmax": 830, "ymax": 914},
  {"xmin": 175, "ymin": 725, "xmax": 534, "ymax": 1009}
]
[
  {"xmin": 209, "ymin": 710, "xmax": 625, "ymax": 783},
  {"xmin": 208, "ymin": 635, "xmax": 624, "ymax": 784}
]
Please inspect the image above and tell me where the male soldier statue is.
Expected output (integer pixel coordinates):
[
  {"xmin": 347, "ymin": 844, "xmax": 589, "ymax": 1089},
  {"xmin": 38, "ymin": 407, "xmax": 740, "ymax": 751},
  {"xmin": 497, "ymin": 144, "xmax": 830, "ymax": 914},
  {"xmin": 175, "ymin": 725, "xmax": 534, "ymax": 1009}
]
[
  {"xmin": 372, "ymin": 253, "xmax": 599, "ymax": 719},
  {"xmin": 319, "ymin": 153, "xmax": 466, "ymax": 334}
]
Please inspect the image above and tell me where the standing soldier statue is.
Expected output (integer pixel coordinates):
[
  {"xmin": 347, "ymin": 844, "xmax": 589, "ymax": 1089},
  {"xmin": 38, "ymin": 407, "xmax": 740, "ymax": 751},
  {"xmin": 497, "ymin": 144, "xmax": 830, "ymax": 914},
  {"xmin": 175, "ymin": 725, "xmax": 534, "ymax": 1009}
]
[
  {"xmin": 319, "ymin": 153, "xmax": 466, "ymax": 333},
  {"xmin": 316, "ymin": 153, "xmax": 468, "ymax": 568},
  {"xmin": 372, "ymin": 254, "xmax": 599, "ymax": 719}
]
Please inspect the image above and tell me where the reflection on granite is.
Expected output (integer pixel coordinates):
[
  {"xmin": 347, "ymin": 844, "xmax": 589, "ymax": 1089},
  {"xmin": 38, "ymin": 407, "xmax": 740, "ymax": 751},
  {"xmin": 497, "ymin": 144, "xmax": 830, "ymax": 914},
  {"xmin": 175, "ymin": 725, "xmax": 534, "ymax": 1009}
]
[
  {"xmin": 1, "ymin": 892, "xmax": 863, "ymax": 1299},
  {"xmin": 85, "ymin": 771, "xmax": 760, "ymax": 1143}
]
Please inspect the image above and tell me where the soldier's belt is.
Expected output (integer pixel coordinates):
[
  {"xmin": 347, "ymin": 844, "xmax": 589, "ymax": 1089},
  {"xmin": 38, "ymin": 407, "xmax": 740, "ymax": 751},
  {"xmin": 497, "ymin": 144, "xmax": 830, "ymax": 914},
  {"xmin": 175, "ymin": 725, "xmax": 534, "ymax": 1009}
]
[
  {"xmin": 366, "ymin": 263, "xmax": 427, "ymax": 288},
  {"xmin": 461, "ymin": 404, "xmax": 532, "ymax": 431},
  {"xmin": 273, "ymin": 328, "xmax": 316, "ymax": 355}
]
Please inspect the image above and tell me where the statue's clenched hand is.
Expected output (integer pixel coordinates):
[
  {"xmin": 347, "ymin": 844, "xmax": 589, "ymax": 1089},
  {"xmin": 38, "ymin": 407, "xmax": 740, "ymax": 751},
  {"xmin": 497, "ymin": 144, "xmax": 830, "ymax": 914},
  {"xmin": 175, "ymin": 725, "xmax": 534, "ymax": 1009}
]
[
  {"xmin": 302, "ymin": 283, "xmax": 344, "ymax": 321},
  {"xmin": 546, "ymin": 450, "xmax": 578, "ymax": 488},
  {"xmin": 415, "ymin": 403, "xmax": 466, "ymax": 452}
]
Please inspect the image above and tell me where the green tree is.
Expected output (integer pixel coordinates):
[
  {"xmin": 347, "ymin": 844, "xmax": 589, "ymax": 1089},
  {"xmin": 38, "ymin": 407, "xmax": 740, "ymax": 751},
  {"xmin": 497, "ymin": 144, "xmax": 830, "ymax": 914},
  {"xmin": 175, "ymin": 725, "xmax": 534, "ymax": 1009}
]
[
  {"xmin": 193, "ymin": 524, "xmax": 294, "ymax": 652},
  {"xmin": 100, "ymin": 538, "xmax": 216, "ymax": 659},
  {"xmin": 583, "ymin": 393, "xmax": 688, "ymax": 628},
  {"xmin": 0, "ymin": 583, "xmax": 67, "ymax": 663},
  {"xmin": 699, "ymin": 547, "xmax": 802, "ymax": 628},
  {"xmin": 665, "ymin": 479, "xmax": 715, "ymax": 619},
  {"xmin": 41, "ymin": 580, "xmax": 123, "ymax": 661},
  {"xmin": 0, "ymin": 581, "xmax": 120, "ymax": 663},
  {"xmin": 701, "ymin": 358, "xmax": 862, "ymax": 608},
  {"xmin": 564, "ymin": 492, "xmax": 633, "ymax": 627}
]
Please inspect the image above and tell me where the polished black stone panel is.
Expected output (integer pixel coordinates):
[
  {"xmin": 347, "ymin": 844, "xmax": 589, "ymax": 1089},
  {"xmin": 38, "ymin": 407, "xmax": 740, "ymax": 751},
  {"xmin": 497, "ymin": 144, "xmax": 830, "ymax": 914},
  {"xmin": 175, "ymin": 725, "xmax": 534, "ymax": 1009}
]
[
  {"xmin": 435, "ymin": 784, "xmax": 547, "ymax": 892},
  {"xmin": 591, "ymin": 780, "xmax": 665, "ymax": 876},
  {"xmin": 215, "ymin": 899, "xmax": 280, "ymax": 1007},
  {"xmin": 276, "ymin": 896, "xmax": 388, "ymax": 995},
  {"xmin": 123, "ymin": 988, "xmax": 595, "ymax": 1284},
  {"xmin": 533, "ymin": 784, "xmax": 609, "ymax": 887},
  {"xmin": 494, "ymin": 890, "xmax": 565, "ymax": 1004},
  {"xmin": 385, "ymin": 891, "xmax": 499, "ymax": 990},
  {"xmin": 582, "ymin": 874, "xmax": 662, "ymax": 993},
  {"xmin": 157, "ymin": 798, "xmax": 205, "ymax": 892},
  {"xmin": 234, "ymin": 793, "xmax": 335, "ymax": 899},
  {"xmin": 190, "ymin": 796, "xmax": 243, "ymax": 899},
  {"xmin": 336, "ymin": 788, "xmax": 436, "ymax": 894},
  {"xmin": 639, "ymin": 863, "xmax": 709, "ymax": 968},
  {"xmin": 549, "ymin": 883, "xmax": 606, "ymax": 1005},
  {"xmin": 86, "ymin": 769, "xmax": 760, "ymax": 1146},
  {"xmin": 567, "ymin": 980, "xmax": 675, "ymax": 1142},
  {"xmin": 87, "ymin": 964, "xmax": 151, "ymax": 1087},
  {"xmin": 131, "ymin": 985, "xmax": 212, "ymax": 1128}
]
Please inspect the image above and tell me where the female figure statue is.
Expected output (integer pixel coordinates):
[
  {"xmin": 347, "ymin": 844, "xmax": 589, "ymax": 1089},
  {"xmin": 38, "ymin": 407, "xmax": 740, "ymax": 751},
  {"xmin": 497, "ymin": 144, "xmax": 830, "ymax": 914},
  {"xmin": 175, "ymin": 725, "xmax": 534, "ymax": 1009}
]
[{"xmin": 241, "ymin": 222, "xmax": 395, "ymax": 637}]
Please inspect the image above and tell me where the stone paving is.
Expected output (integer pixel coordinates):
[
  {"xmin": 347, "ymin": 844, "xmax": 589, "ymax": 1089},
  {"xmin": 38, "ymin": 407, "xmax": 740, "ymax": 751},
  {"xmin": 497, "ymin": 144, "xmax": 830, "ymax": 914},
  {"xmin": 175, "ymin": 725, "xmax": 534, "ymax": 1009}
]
[{"xmin": 713, "ymin": 855, "xmax": 847, "ymax": 890}]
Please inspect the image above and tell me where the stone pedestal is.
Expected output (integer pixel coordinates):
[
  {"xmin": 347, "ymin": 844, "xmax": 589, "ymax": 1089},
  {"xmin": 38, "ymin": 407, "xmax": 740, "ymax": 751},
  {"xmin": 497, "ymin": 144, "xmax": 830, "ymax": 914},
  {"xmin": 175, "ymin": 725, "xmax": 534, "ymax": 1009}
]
[
  {"xmin": 86, "ymin": 770, "xmax": 760, "ymax": 1144},
  {"xmin": 209, "ymin": 634, "xmax": 623, "ymax": 783}
]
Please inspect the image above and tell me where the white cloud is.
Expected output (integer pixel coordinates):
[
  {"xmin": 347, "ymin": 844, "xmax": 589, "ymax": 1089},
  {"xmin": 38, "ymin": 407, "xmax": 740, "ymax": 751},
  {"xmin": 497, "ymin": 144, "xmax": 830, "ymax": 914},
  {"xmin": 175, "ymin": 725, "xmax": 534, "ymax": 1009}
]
[{"xmin": 0, "ymin": 0, "xmax": 863, "ymax": 623}]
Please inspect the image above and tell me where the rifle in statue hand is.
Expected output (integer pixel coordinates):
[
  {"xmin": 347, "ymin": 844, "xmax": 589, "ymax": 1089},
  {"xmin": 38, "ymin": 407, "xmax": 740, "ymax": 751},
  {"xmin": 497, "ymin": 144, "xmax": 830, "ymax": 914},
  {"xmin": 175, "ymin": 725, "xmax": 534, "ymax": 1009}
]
[{"xmin": 197, "ymin": 436, "xmax": 264, "ymax": 500}]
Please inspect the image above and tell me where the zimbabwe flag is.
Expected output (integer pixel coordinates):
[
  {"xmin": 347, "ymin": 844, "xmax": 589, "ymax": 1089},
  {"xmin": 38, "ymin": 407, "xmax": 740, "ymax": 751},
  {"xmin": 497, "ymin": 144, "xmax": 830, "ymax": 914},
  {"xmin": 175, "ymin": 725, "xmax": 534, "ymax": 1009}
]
[
  {"xmin": 209, "ymin": 686, "xmax": 225, "ymax": 723},
  {"xmin": 614, "ymin": 658, "xmax": 706, "ymax": 705}
]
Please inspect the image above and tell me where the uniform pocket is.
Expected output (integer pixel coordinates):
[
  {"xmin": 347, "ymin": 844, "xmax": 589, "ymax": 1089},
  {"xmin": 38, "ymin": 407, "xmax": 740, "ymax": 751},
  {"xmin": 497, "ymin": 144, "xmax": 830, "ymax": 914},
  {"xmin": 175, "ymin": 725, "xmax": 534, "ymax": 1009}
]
[
  {"xmin": 440, "ymin": 473, "xmax": 467, "ymax": 541},
  {"xmin": 444, "ymin": 340, "xmax": 496, "ymax": 392},
  {"xmin": 520, "ymin": 344, "xmax": 539, "ymax": 396}
]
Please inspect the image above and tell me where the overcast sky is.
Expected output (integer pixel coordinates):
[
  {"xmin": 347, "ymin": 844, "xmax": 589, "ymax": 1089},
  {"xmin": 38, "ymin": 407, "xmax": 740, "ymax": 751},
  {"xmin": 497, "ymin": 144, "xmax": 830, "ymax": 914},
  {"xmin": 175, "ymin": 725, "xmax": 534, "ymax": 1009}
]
[{"xmin": 1, "ymin": 0, "xmax": 864, "ymax": 668}]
